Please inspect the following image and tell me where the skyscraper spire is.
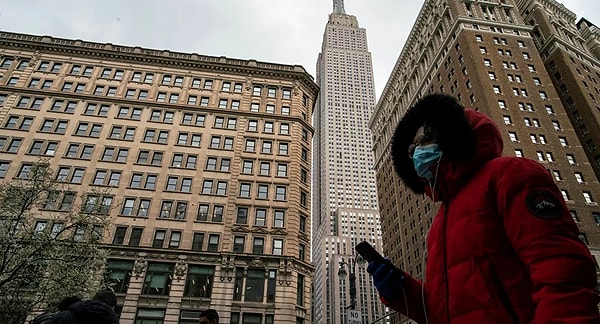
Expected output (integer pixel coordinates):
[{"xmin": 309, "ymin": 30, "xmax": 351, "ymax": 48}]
[{"xmin": 333, "ymin": 0, "xmax": 346, "ymax": 14}]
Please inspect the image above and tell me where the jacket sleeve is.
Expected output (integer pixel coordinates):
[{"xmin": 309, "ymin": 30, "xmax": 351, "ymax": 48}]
[
  {"xmin": 496, "ymin": 158, "xmax": 600, "ymax": 323},
  {"xmin": 379, "ymin": 271, "xmax": 428, "ymax": 324}
]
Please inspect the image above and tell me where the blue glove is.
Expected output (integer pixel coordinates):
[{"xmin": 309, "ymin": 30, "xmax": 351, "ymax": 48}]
[{"xmin": 367, "ymin": 258, "xmax": 405, "ymax": 300}]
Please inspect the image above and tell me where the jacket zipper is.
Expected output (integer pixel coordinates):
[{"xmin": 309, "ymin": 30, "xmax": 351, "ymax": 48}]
[{"xmin": 443, "ymin": 203, "xmax": 451, "ymax": 323}]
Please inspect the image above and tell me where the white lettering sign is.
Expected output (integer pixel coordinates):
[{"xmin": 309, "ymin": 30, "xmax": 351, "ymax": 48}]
[{"xmin": 347, "ymin": 309, "xmax": 362, "ymax": 324}]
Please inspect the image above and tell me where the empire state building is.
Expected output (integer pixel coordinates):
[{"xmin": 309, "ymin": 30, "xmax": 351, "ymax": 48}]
[{"xmin": 312, "ymin": 1, "xmax": 386, "ymax": 323}]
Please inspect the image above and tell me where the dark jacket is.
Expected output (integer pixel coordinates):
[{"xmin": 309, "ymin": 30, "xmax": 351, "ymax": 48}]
[
  {"xmin": 49, "ymin": 300, "xmax": 119, "ymax": 324},
  {"xmin": 387, "ymin": 95, "xmax": 600, "ymax": 323}
]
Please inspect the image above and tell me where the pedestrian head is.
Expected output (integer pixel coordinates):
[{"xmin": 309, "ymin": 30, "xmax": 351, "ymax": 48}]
[
  {"xmin": 198, "ymin": 309, "xmax": 219, "ymax": 324},
  {"xmin": 392, "ymin": 93, "xmax": 476, "ymax": 193},
  {"xmin": 57, "ymin": 296, "xmax": 82, "ymax": 311},
  {"xmin": 93, "ymin": 289, "xmax": 118, "ymax": 308}
]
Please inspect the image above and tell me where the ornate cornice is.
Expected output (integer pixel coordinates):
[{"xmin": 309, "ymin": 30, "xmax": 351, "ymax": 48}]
[{"xmin": 0, "ymin": 31, "xmax": 319, "ymax": 96}]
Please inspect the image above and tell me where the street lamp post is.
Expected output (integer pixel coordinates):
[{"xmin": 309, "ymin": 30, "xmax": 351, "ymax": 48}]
[
  {"xmin": 338, "ymin": 255, "xmax": 364, "ymax": 310},
  {"xmin": 338, "ymin": 261, "xmax": 356, "ymax": 309}
]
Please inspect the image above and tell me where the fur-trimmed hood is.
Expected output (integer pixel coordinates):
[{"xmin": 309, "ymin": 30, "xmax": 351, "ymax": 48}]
[{"xmin": 391, "ymin": 94, "xmax": 503, "ymax": 198}]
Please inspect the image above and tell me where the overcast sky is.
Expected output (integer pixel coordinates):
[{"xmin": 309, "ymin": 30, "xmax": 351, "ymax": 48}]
[{"xmin": 1, "ymin": 0, "xmax": 599, "ymax": 98}]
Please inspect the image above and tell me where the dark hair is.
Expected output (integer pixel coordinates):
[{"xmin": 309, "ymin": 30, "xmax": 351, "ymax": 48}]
[
  {"xmin": 93, "ymin": 289, "xmax": 117, "ymax": 308},
  {"xmin": 199, "ymin": 309, "xmax": 219, "ymax": 321},
  {"xmin": 57, "ymin": 296, "xmax": 81, "ymax": 311}
]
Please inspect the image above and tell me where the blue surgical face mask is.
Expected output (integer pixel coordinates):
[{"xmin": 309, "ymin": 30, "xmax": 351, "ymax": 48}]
[{"xmin": 413, "ymin": 144, "xmax": 442, "ymax": 180}]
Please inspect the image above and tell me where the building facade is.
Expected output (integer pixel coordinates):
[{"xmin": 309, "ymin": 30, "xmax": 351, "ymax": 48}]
[
  {"xmin": 0, "ymin": 31, "xmax": 318, "ymax": 324},
  {"xmin": 312, "ymin": 1, "xmax": 386, "ymax": 323},
  {"xmin": 370, "ymin": 0, "xmax": 600, "ymax": 322},
  {"xmin": 515, "ymin": 0, "xmax": 600, "ymax": 183}
]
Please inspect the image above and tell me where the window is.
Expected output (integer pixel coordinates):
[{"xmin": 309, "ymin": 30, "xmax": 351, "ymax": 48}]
[
  {"xmin": 579, "ymin": 233, "xmax": 589, "ymax": 245},
  {"xmin": 503, "ymin": 116, "xmax": 512, "ymax": 125},
  {"xmin": 253, "ymin": 85, "xmax": 262, "ymax": 96},
  {"xmin": 51, "ymin": 63, "xmax": 62, "ymax": 73},
  {"xmin": 209, "ymin": 205, "xmax": 223, "ymax": 222},
  {"xmin": 41, "ymin": 80, "xmax": 53, "ymax": 89},
  {"xmin": 262, "ymin": 141, "xmax": 272, "ymax": 154},
  {"xmin": 236, "ymin": 207, "xmax": 248, "ymax": 224},
  {"xmin": 104, "ymin": 259, "xmax": 134, "ymax": 293},
  {"xmin": 220, "ymin": 158, "xmax": 230, "ymax": 172},
  {"xmin": 552, "ymin": 170, "xmax": 562, "ymax": 181},
  {"xmin": 257, "ymin": 184, "xmax": 269, "ymax": 199},
  {"xmin": 253, "ymin": 237, "xmax": 264, "ymax": 254},
  {"xmin": 184, "ymin": 265, "xmax": 214, "ymax": 298},
  {"xmin": 169, "ymin": 231, "xmax": 182, "ymax": 248},
  {"xmin": 274, "ymin": 210, "xmax": 285, "ymax": 227},
  {"xmin": 233, "ymin": 236, "xmax": 245, "ymax": 253},
  {"xmin": 210, "ymin": 136, "xmax": 221, "ymax": 149},
  {"xmin": 191, "ymin": 233, "xmax": 205, "ymax": 251},
  {"xmin": 128, "ymin": 228, "xmax": 143, "ymax": 246},
  {"xmin": 277, "ymin": 163, "xmax": 288, "ymax": 177},
  {"xmin": 135, "ymin": 309, "xmax": 166, "ymax": 323},
  {"xmin": 508, "ymin": 132, "xmax": 518, "ymax": 142},
  {"xmin": 159, "ymin": 201, "xmax": 174, "ymax": 219},
  {"xmin": 259, "ymin": 162, "xmax": 270, "ymax": 176},
  {"xmin": 216, "ymin": 181, "xmax": 227, "ymax": 196},
  {"xmin": 275, "ymin": 186, "xmax": 287, "ymax": 200},
  {"xmin": 234, "ymin": 83, "xmax": 243, "ymax": 92},
  {"xmin": 301, "ymin": 169, "xmax": 307, "ymax": 183},
  {"xmin": 297, "ymin": 274, "xmax": 305, "ymax": 306},
  {"xmin": 142, "ymin": 263, "xmax": 173, "ymax": 295},
  {"xmin": 203, "ymin": 80, "xmax": 213, "ymax": 90},
  {"xmin": 552, "ymin": 120, "xmax": 561, "ymax": 131},
  {"xmin": 207, "ymin": 234, "xmax": 219, "ymax": 252},
  {"xmin": 202, "ymin": 180, "xmax": 213, "ymax": 194},
  {"xmin": 278, "ymin": 142, "xmax": 289, "ymax": 155},
  {"xmin": 255, "ymin": 209, "xmax": 267, "ymax": 226},
  {"xmin": 245, "ymin": 139, "xmax": 256, "ymax": 152},
  {"xmin": 197, "ymin": 204, "xmax": 209, "ymax": 221},
  {"xmin": 300, "ymin": 215, "xmax": 306, "ymax": 233},
  {"xmin": 575, "ymin": 172, "xmax": 585, "ymax": 184},
  {"xmin": 583, "ymin": 192, "xmax": 595, "ymax": 204},
  {"xmin": 239, "ymin": 183, "xmax": 251, "ymax": 198},
  {"xmin": 272, "ymin": 239, "xmax": 283, "ymax": 255},
  {"xmin": 0, "ymin": 161, "xmax": 9, "ymax": 178}
]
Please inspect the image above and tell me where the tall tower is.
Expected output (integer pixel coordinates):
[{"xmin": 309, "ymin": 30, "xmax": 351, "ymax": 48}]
[
  {"xmin": 312, "ymin": 1, "xmax": 386, "ymax": 323},
  {"xmin": 370, "ymin": 0, "xmax": 600, "ymax": 322}
]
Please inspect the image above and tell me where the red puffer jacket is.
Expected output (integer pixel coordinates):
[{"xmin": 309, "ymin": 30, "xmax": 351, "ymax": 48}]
[{"xmin": 384, "ymin": 109, "xmax": 600, "ymax": 323}]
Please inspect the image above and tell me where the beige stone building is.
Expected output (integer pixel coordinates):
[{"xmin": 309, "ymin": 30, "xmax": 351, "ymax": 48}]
[
  {"xmin": 0, "ymin": 31, "xmax": 318, "ymax": 324},
  {"xmin": 370, "ymin": 0, "xmax": 600, "ymax": 322}
]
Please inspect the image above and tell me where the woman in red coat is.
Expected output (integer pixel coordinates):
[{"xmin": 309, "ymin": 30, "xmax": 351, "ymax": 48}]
[{"xmin": 368, "ymin": 94, "xmax": 600, "ymax": 323}]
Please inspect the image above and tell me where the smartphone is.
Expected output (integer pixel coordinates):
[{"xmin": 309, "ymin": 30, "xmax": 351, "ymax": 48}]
[{"xmin": 355, "ymin": 241, "xmax": 385, "ymax": 263}]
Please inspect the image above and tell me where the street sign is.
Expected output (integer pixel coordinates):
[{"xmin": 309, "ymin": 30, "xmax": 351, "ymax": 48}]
[{"xmin": 347, "ymin": 309, "xmax": 362, "ymax": 324}]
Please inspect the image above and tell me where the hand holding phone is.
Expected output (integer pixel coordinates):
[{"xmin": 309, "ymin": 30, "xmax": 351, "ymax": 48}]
[
  {"xmin": 355, "ymin": 241, "xmax": 385, "ymax": 263},
  {"xmin": 357, "ymin": 241, "xmax": 405, "ymax": 300}
]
